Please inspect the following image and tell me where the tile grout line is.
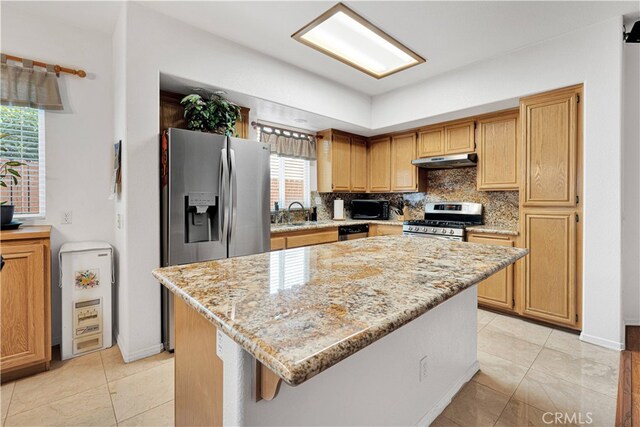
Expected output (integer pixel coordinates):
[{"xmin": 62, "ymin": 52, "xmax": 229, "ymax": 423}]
[
  {"xmin": 3, "ymin": 381, "xmax": 17, "ymax": 427},
  {"xmin": 3, "ymin": 358, "xmax": 107, "ymax": 419},
  {"xmin": 101, "ymin": 350, "xmax": 119, "ymax": 425},
  {"xmin": 116, "ymin": 399, "xmax": 174, "ymax": 425},
  {"xmin": 487, "ymin": 316, "xmax": 554, "ymax": 426}
]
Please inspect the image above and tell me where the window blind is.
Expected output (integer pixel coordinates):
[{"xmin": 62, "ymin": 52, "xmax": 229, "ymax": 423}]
[
  {"xmin": 269, "ymin": 154, "xmax": 309, "ymax": 209},
  {"xmin": 0, "ymin": 106, "xmax": 45, "ymax": 216}
]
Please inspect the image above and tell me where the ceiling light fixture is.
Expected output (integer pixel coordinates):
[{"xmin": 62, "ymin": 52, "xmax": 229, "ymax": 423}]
[{"xmin": 292, "ymin": 3, "xmax": 425, "ymax": 79}]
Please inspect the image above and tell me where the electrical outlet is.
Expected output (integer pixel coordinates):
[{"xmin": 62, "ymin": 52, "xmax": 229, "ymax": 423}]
[
  {"xmin": 419, "ymin": 356, "xmax": 428, "ymax": 382},
  {"xmin": 61, "ymin": 211, "xmax": 73, "ymax": 225}
]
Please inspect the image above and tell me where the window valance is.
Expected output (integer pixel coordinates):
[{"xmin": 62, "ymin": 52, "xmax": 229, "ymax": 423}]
[
  {"xmin": 1, "ymin": 55, "xmax": 63, "ymax": 110},
  {"xmin": 257, "ymin": 123, "xmax": 316, "ymax": 161}
]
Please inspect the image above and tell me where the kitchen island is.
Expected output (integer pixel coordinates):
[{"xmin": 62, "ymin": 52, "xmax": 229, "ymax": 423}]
[{"xmin": 153, "ymin": 236, "xmax": 527, "ymax": 426}]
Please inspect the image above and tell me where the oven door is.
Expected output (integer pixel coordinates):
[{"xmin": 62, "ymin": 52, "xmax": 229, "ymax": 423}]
[{"xmin": 403, "ymin": 232, "xmax": 463, "ymax": 242}]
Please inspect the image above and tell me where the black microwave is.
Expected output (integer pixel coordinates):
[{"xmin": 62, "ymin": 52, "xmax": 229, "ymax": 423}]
[{"xmin": 351, "ymin": 199, "xmax": 390, "ymax": 220}]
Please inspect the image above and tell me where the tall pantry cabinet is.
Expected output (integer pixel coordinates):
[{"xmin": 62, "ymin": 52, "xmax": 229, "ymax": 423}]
[{"xmin": 518, "ymin": 85, "xmax": 582, "ymax": 329}]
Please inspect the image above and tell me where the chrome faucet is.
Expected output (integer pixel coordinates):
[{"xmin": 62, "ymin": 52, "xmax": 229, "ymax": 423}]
[{"xmin": 287, "ymin": 201, "xmax": 309, "ymax": 224}]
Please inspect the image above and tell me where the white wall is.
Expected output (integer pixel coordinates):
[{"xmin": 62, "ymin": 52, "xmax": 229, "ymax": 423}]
[
  {"xmin": 622, "ymin": 38, "xmax": 640, "ymax": 326},
  {"xmin": 1, "ymin": 7, "xmax": 115, "ymax": 345},
  {"xmin": 114, "ymin": 2, "xmax": 372, "ymax": 360},
  {"xmin": 222, "ymin": 287, "xmax": 478, "ymax": 427},
  {"xmin": 372, "ymin": 17, "xmax": 626, "ymax": 349}
]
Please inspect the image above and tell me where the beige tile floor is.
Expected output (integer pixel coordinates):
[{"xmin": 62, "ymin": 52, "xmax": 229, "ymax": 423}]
[{"xmin": 0, "ymin": 309, "xmax": 619, "ymax": 427}]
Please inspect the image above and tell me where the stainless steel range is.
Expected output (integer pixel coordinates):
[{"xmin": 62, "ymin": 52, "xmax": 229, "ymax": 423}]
[{"xmin": 402, "ymin": 202, "xmax": 483, "ymax": 241}]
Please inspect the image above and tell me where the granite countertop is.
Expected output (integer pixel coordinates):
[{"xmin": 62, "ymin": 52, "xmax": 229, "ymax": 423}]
[
  {"xmin": 465, "ymin": 225, "xmax": 519, "ymax": 236},
  {"xmin": 153, "ymin": 236, "xmax": 527, "ymax": 386},
  {"xmin": 270, "ymin": 219, "xmax": 404, "ymax": 234}
]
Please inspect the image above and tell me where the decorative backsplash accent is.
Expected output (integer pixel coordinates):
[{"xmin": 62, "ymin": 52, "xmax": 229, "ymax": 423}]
[{"xmin": 314, "ymin": 168, "xmax": 519, "ymax": 229}]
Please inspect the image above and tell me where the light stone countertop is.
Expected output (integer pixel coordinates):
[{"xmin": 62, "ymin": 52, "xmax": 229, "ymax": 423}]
[
  {"xmin": 465, "ymin": 225, "xmax": 519, "ymax": 236},
  {"xmin": 153, "ymin": 236, "xmax": 527, "ymax": 386}
]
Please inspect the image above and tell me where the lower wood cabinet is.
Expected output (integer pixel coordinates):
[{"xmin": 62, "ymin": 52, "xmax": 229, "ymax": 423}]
[
  {"xmin": 467, "ymin": 232, "xmax": 516, "ymax": 311},
  {"xmin": 369, "ymin": 224, "xmax": 402, "ymax": 237},
  {"xmin": 270, "ymin": 228, "xmax": 339, "ymax": 251},
  {"xmin": 521, "ymin": 209, "xmax": 579, "ymax": 328},
  {"xmin": 0, "ymin": 226, "xmax": 51, "ymax": 378}
]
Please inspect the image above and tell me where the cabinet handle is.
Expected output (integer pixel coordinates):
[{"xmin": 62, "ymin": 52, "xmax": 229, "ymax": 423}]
[{"xmin": 0, "ymin": 255, "xmax": 4, "ymax": 272}]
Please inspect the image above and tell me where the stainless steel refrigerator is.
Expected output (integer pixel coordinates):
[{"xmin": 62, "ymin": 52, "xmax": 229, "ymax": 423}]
[{"xmin": 160, "ymin": 128, "xmax": 270, "ymax": 350}]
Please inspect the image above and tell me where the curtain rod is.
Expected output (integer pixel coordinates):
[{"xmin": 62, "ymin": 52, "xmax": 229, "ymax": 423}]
[
  {"xmin": 1, "ymin": 52, "xmax": 86, "ymax": 78},
  {"xmin": 251, "ymin": 121, "xmax": 315, "ymax": 138}
]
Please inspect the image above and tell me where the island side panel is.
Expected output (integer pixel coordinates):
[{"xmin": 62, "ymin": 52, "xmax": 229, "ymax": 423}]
[
  {"xmin": 175, "ymin": 297, "xmax": 223, "ymax": 426},
  {"xmin": 229, "ymin": 286, "xmax": 479, "ymax": 427}
]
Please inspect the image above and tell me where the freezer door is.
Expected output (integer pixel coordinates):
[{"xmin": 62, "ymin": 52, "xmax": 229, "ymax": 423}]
[
  {"xmin": 165, "ymin": 129, "xmax": 229, "ymax": 266},
  {"xmin": 227, "ymin": 137, "xmax": 271, "ymax": 258}
]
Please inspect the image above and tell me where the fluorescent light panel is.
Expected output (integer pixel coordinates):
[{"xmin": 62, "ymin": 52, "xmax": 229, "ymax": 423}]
[{"xmin": 292, "ymin": 3, "xmax": 425, "ymax": 79}]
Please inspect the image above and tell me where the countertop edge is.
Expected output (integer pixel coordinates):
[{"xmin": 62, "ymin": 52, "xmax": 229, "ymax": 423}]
[
  {"xmin": 465, "ymin": 226, "xmax": 519, "ymax": 236},
  {"xmin": 153, "ymin": 243, "xmax": 528, "ymax": 386}
]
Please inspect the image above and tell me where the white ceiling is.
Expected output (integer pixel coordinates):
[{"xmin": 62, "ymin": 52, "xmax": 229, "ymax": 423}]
[
  {"xmin": 4, "ymin": 1, "xmax": 638, "ymax": 97},
  {"xmin": 142, "ymin": 1, "xmax": 639, "ymax": 96}
]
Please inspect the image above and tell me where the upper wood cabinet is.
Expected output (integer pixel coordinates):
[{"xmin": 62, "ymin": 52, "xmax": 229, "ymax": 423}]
[
  {"xmin": 418, "ymin": 128, "xmax": 444, "ymax": 158},
  {"xmin": 468, "ymin": 233, "xmax": 515, "ymax": 311},
  {"xmin": 522, "ymin": 209, "xmax": 578, "ymax": 328},
  {"xmin": 331, "ymin": 133, "xmax": 351, "ymax": 192},
  {"xmin": 477, "ymin": 111, "xmax": 519, "ymax": 191},
  {"xmin": 417, "ymin": 120, "xmax": 475, "ymax": 158},
  {"xmin": 1, "ymin": 227, "xmax": 51, "ymax": 377},
  {"xmin": 350, "ymin": 136, "xmax": 368, "ymax": 192},
  {"xmin": 391, "ymin": 133, "xmax": 419, "ymax": 192},
  {"xmin": 368, "ymin": 136, "xmax": 392, "ymax": 192},
  {"xmin": 445, "ymin": 120, "xmax": 476, "ymax": 154},
  {"xmin": 317, "ymin": 130, "xmax": 355, "ymax": 192},
  {"xmin": 520, "ymin": 87, "xmax": 579, "ymax": 207}
]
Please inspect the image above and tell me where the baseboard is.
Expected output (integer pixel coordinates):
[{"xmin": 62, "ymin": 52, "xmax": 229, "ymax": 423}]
[
  {"xmin": 116, "ymin": 334, "xmax": 164, "ymax": 363},
  {"xmin": 416, "ymin": 360, "xmax": 480, "ymax": 426},
  {"xmin": 580, "ymin": 332, "xmax": 624, "ymax": 351}
]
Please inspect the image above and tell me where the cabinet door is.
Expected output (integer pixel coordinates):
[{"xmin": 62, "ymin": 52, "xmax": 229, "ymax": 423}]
[
  {"xmin": 331, "ymin": 134, "xmax": 351, "ymax": 192},
  {"xmin": 285, "ymin": 230, "xmax": 338, "ymax": 248},
  {"xmin": 521, "ymin": 90, "xmax": 578, "ymax": 207},
  {"xmin": 350, "ymin": 137, "xmax": 368, "ymax": 192},
  {"xmin": 368, "ymin": 137, "xmax": 391, "ymax": 192},
  {"xmin": 444, "ymin": 121, "xmax": 475, "ymax": 154},
  {"xmin": 0, "ymin": 243, "xmax": 46, "ymax": 371},
  {"xmin": 522, "ymin": 210, "xmax": 577, "ymax": 327},
  {"xmin": 270, "ymin": 237, "xmax": 286, "ymax": 251},
  {"xmin": 391, "ymin": 133, "xmax": 417, "ymax": 192},
  {"xmin": 468, "ymin": 234, "xmax": 515, "ymax": 310},
  {"xmin": 418, "ymin": 128, "xmax": 444, "ymax": 157},
  {"xmin": 477, "ymin": 114, "xmax": 519, "ymax": 191},
  {"xmin": 374, "ymin": 224, "xmax": 402, "ymax": 236}
]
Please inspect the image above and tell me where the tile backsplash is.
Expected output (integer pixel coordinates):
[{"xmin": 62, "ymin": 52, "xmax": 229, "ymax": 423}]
[{"xmin": 313, "ymin": 168, "xmax": 519, "ymax": 229}]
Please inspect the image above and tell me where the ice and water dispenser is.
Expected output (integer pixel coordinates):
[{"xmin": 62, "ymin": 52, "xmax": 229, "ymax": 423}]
[{"xmin": 185, "ymin": 191, "xmax": 218, "ymax": 243}]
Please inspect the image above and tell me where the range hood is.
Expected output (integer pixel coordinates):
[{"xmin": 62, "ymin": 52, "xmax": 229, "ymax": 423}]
[{"xmin": 412, "ymin": 153, "xmax": 478, "ymax": 169}]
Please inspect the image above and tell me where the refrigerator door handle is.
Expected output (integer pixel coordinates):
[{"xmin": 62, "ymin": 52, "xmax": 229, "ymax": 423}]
[
  {"xmin": 220, "ymin": 148, "xmax": 230, "ymax": 244},
  {"xmin": 229, "ymin": 148, "xmax": 238, "ymax": 241}
]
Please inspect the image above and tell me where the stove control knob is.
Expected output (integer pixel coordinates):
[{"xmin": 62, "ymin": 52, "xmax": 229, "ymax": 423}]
[
  {"xmin": 441, "ymin": 229, "xmax": 447, "ymax": 234},
  {"xmin": 449, "ymin": 230, "xmax": 454, "ymax": 235}
]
